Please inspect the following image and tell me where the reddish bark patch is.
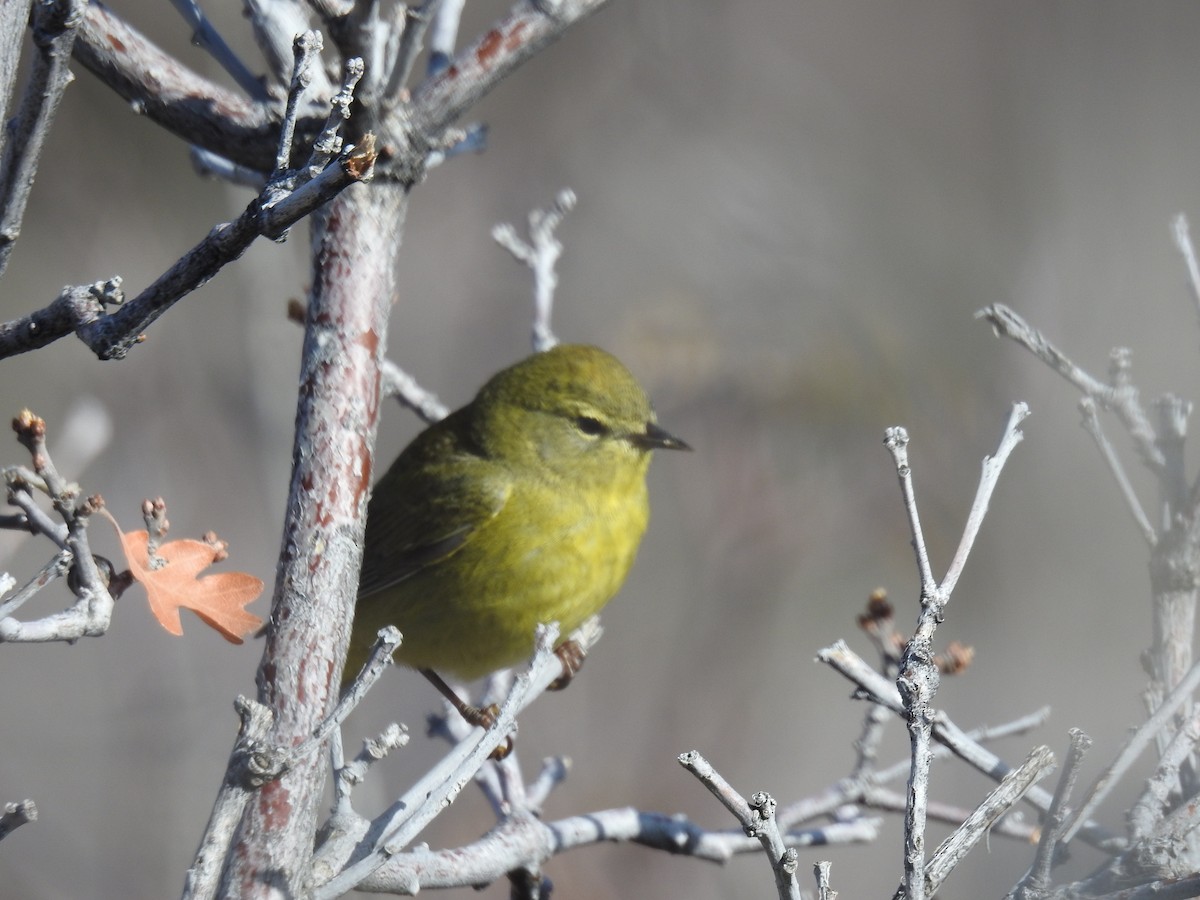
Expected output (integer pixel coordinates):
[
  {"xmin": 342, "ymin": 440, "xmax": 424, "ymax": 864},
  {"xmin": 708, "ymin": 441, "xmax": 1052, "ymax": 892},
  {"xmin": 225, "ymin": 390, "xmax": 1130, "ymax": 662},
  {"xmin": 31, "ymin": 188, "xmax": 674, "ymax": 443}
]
[
  {"xmin": 505, "ymin": 21, "xmax": 528, "ymax": 51},
  {"xmin": 477, "ymin": 29, "xmax": 503, "ymax": 66}
]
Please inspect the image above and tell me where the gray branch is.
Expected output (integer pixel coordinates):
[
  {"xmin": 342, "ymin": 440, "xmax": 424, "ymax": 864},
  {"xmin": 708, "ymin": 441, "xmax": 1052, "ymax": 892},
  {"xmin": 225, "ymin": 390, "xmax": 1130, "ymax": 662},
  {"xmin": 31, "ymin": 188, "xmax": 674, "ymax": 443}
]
[{"xmin": 0, "ymin": 0, "xmax": 83, "ymax": 278}]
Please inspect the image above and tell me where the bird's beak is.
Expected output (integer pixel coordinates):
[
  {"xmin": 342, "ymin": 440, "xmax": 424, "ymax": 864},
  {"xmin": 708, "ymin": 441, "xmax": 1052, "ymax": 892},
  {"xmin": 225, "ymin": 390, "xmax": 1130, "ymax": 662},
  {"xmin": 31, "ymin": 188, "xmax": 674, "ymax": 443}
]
[{"xmin": 631, "ymin": 421, "xmax": 692, "ymax": 452}]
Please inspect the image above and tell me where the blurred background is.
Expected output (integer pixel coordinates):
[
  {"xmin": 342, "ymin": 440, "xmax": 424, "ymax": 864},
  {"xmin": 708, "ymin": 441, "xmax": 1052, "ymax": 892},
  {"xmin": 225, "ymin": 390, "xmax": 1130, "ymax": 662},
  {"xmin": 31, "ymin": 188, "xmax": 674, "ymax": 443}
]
[{"xmin": 4, "ymin": 1, "xmax": 1200, "ymax": 896}]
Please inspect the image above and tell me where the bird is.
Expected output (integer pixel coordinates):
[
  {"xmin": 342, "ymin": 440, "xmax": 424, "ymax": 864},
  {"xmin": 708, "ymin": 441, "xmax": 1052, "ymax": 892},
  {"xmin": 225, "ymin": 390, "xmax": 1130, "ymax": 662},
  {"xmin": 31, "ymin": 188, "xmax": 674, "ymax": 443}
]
[{"xmin": 344, "ymin": 343, "xmax": 690, "ymax": 726}]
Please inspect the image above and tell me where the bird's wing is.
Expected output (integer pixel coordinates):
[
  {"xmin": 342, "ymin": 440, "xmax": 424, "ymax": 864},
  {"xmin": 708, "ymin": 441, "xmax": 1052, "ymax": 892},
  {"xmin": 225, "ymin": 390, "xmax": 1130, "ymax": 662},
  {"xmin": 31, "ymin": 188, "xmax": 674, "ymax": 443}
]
[{"xmin": 356, "ymin": 454, "xmax": 512, "ymax": 599}]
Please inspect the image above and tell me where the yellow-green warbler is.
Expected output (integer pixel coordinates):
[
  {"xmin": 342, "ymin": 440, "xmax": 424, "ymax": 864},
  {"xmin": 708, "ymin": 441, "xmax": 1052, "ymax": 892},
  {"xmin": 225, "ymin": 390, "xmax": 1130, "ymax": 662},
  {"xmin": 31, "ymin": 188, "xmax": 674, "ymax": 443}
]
[{"xmin": 345, "ymin": 344, "xmax": 689, "ymax": 723}]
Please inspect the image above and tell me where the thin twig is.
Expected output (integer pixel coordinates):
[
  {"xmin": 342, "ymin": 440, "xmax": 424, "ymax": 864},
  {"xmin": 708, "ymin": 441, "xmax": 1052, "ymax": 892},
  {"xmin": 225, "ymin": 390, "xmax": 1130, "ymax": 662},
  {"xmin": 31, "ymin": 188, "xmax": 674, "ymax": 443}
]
[
  {"xmin": 492, "ymin": 189, "xmax": 576, "ymax": 352},
  {"xmin": 0, "ymin": 799, "xmax": 37, "ymax": 841},
  {"xmin": 68, "ymin": 139, "xmax": 373, "ymax": 360},
  {"xmin": 242, "ymin": 0, "xmax": 333, "ymax": 96},
  {"xmin": 0, "ymin": 412, "xmax": 116, "ymax": 643},
  {"xmin": 1080, "ymin": 398, "xmax": 1156, "ymax": 546},
  {"xmin": 313, "ymin": 621, "xmax": 603, "ymax": 899},
  {"xmin": 381, "ymin": 359, "xmax": 450, "ymax": 423},
  {"xmin": 679, "ymin": 753, "xmax": 801, "ymax": 900},
  {"xmin": 909, "ymin": 744, "xmax": 1056, "ymax": 900},
  {"xmin": 1061, "ymin": 651, "xmax": 1200, "ymax": 845},
  {"xmin": 941, "ymin": 403, "xmax": 1029, "ymax": 597},
  {"xmin": 1010, "ymin": 730, "xmax": 1091, "ymax": 900},
  {"xmin": 168, "ymin": 0, "xmax": 270, "ymax": 100},
  {"xmin": 275, "ymin": 31, "xmax": 323, "ymax": 174},
  {"xmin": 814, "ymin": 861, "xmax": 837, "ymax": 900},
  {"xmin": 1171, "ymin": 214, "xmax": 1200, "ymax": 329},
  {"xmin": 0, "ymin": 0, "xmax": 83, "ymax": 278},
  {"xmin": 817, "ymin": 641, "xmax": 1117, "ymax": 849},
  {"xmin": 978, "ymin": 303, "xmax": 1164, "ymax": 474},
  {"xmin": 357, "ymin": 807, "xmax": 879, "ymax": 894},
  {"xmin": 427, "ymin": 0, "xmax": 464, "ymax": 75},
  {"xmin": 385, "ymin": 0, "xmax": 444, "ymax": 102},
  {"xmin": 1130, "ymin": 706, "xmax": 1200, "ymax": 840}
]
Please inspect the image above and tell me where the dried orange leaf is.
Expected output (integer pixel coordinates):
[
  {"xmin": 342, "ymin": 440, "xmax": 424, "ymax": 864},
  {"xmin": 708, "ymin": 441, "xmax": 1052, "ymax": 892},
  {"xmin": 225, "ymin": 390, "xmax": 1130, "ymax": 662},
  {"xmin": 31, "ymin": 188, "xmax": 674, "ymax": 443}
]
[{"xmin": 113, "ymin": 527, "xmax": 264, "ymax": 643}]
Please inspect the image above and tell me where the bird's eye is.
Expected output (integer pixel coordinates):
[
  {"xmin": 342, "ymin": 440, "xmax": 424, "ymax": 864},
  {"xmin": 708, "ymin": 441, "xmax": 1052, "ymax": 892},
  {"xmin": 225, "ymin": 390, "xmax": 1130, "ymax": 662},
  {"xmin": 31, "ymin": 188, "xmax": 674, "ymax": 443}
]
[{"xmin": 574, "ymin": 415, "xmax": 607, "ymax": 437}]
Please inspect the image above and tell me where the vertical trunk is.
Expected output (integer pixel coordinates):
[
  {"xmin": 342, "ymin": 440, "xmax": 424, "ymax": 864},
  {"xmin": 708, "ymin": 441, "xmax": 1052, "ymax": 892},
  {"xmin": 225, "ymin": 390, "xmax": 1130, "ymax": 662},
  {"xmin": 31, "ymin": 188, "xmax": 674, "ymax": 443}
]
[{"xmin": 219, "ymin": 182, "xmax": 408, "ymax": 898}]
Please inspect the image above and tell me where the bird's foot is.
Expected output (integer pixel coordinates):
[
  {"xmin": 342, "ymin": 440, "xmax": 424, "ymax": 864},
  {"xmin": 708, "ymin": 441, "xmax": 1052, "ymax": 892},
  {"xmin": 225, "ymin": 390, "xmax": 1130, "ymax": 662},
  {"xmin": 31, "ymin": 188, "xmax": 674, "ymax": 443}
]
[
  {"xmin": 549, "ymin": 639, "xmax": 586, "ymax": 691},
  {"xmin": 421, "ymin": 668, "xmax": 512, "ymax": 758}
]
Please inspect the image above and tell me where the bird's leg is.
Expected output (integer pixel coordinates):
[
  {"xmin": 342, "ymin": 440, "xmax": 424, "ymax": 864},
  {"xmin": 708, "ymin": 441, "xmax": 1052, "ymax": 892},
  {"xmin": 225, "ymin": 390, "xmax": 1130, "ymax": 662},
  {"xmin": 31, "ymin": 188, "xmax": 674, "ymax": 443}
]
[
  {"xmin": 420, "ymin": 668, "xmax": 513, "ymax": 760},
  {"xmin": 419, "ymin": 668, "xmax": 498, "ymax": 729},
  {"xmin": 549, "ymin": 639, "xmax": 586, "ymax": 691}
]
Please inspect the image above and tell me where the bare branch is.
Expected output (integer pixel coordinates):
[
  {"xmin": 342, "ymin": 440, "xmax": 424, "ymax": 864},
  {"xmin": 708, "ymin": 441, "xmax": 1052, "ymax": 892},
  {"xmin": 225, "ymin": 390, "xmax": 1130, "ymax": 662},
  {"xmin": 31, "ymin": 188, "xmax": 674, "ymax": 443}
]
[
  {"xmin": 169, "ymin": 0, "xmax": 270, "ymax": 100},
  {"xmin": 881, "ymin": 406, "xmax": 1028, "ymax": 900},
  {"xmin": 978, "ymin": 303, "xmax": 1164, "ymax": 473},
  {"xmin": 190, "ymin": 147, "xmax": 268, "ymax": 189},
  {"xmin": 941, "ymin": 403, "xmax": 1028, "ymax": 596},
  {"xmin": 381, "ymin": 359, "xmax": 450, "ymax": 422},
  {"xmin": 814, "ymin": 861, "xmax": 837, "ymax": 900},
  {"xmin": 1062, "ymin": 650, "xmax": 1200, "ymax": 845},
  {"xmin": 15, "ymin": 139, "xmax": 371, "ymax": 362},
  {"xmin": 0, "ymin": 1, "xmax": 34, "ymax": 135},
  {"xmin": 0, "ymin": 411, "xmax": 116, "ymax": 644},
  {"xmin": 912, "ymin": 744, "xmax": 1055, "ymax": 900},
  {"xmin": 385, "ymin": 0, "xmax": 444, "ymax": 103},
  {"xmin": 493, "ymin": 188, "xmax": 576, "ymax": 352},
  {"xmin": 357, "ymin": 807, "xmax": 876, "ymax": 894},
  {"xmin": 1008, "ymin": 730, "xmax": 1091, "ymax": 900},
  {"xmin": 0, "ymin": 799, "xmax": 37, "ymax": 842},
  {"xmin": 313, "ymin": 621, "xmax": 603, "ymax": 898},
  {"xmin": 1171, "ymin": 213, "xmax": 1200, "ymax": 331},
  {"xmin": 679, "ymin": 752, "xmax": 802, "ymax": 900},
  {"xmin": 1129, "ymin": 707, "xmax": 1200, "ymax": 840},
  {"xmin": 0, "ymin": 0, "xmax": 84, "ymax": 278},
  {"xmin": 72, "ymin": 3, "xmax": 297, "ymax": 171},
  {"xmin": 182, "ymin": 697, "xmax": 280, "ymax": 900},
  {"xmin": 428, "ymin": 0, "xmax": 465, "ymax": 75},
  {"xmin": 250, "ymin": 1, "xmax": 334, "ymax": 98},
  {"xmin": 394, "ymin": 0, "xmax": 612, "ymax": 177},
  {"xmin": 0, "ymin": 280, "xmax": 123, "ymax": 359},
  {"xmin": 1080, "ymin": 397, "xmax": 1156, "ymax": 546},
  {"xmin": 275, "ymin": 31, "xmax": 325, "ymax": 174},
  {"xmin": 817, "ymin": 641, "xmax": 1117, "ymax": 850}
]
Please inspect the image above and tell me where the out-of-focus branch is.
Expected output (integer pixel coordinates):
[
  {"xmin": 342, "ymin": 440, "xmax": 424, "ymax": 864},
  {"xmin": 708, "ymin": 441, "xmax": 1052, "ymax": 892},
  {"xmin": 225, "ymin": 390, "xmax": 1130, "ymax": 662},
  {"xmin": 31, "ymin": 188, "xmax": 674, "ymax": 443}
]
[
  {"xmin": 0, "ymin": 0, "xmax": 83, "ymax": 278},
  {"xmin": 493, "ymin": 188, "xmax": 575, "ymax": 352},
  {"xmin": 244, "ymin": 0, "xmax": 333, "ymax": 96},
  {"xmin": 0, "ymin": 799, "xmax": 37, "ymax": 842},
  {"xmin": 168, "ymin": 0, "xmax": 270, "ymax": 101},
  {"xmin": 981, "ymin": 288, "xmax": 1200, "ymax": 771},
  {"xmin": 1061, "ymin": 650, "xmax": 1200, "ymax": 846},
  {"xmin": 979, "ymin": 303, "xmax": 1164, "ymax": 475},
  {"xmin": 385, "ymin": 0, "xmax": 444, "ymax": 103},
  {"xmin": 0, "ymin": 1, "xmax": 34, "ymax": 130}
]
